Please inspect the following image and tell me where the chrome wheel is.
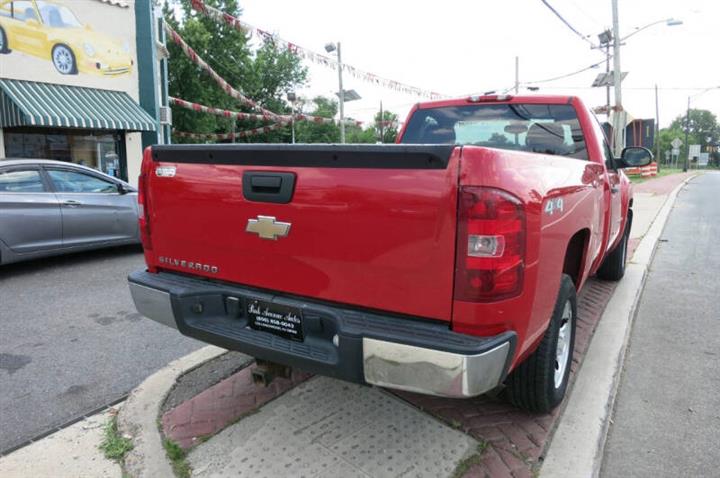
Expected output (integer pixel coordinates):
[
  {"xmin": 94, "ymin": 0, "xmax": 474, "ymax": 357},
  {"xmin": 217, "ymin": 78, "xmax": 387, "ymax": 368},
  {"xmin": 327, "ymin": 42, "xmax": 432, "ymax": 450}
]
[
  {"xmin": 554, "ymin": 300, "xmax": 573, "ymax": 389},
  {"xmin": 52, "ymin": 45, "xmax": 74, "ymax": 74}
]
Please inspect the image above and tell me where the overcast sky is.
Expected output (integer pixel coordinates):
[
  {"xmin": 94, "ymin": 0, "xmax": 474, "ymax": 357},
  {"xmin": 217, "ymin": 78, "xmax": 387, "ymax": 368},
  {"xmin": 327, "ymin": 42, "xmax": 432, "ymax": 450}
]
[{"xmin": 237, "ymin": 0, "xmax": 719, "ymax": 128}]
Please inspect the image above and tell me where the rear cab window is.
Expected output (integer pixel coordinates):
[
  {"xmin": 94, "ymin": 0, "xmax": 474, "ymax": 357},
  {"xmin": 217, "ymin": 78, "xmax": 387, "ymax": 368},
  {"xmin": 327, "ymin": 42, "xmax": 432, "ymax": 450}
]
[{"xmin": 401, "ymin": 103, "xmax": 588, "ymax": 160}]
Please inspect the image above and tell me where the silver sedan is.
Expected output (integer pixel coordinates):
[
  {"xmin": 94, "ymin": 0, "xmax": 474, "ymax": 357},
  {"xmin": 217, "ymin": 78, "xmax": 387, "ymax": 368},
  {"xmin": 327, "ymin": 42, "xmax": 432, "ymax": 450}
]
[{"xmin": 0, "ymin": 159, "xmax": 140, "ymax": 265}]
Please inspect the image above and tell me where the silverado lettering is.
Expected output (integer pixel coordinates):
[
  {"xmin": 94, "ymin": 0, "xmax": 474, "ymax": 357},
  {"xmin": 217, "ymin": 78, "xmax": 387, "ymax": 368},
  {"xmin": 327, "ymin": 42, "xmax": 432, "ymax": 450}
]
[{"xmin": 129, "ymin": 95, "xmax": 652, "ymax": 412}]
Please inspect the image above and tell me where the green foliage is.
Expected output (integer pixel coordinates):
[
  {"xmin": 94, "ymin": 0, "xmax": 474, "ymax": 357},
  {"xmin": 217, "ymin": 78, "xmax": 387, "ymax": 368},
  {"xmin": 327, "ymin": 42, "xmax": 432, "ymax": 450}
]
[
  {"xmin": 374, "ymin": 110, "xmax": 399, "ymax": 143},
  {"xmin": 163, "ymin": 438, "xmax": 191, "ymax": 478},
  {"xmin": 295, "ymin": 97, "xmax": 341, "ymax": 143},
  {"xmin": 164, "ymin": 0, "xmax": 307, "ymax": 143},
  {"xmin": 99, "ymin": 415, "xmax": 133, "ymax": 462},
  {"xmin": 657, "ymin": 109, "xmax": 719, "ymax": 164}
]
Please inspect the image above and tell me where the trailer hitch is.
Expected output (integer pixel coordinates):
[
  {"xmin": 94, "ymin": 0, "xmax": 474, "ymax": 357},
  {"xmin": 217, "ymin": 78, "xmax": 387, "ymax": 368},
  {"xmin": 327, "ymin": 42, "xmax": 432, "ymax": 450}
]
[{"xmin": 251, "ymin": 359, "xmax": 292, "ymax": 387}]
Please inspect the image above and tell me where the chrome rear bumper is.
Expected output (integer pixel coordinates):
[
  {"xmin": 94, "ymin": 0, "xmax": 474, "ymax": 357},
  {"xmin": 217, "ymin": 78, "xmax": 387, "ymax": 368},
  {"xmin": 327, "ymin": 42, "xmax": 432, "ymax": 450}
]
[{"xmin": 129, "ymin": 271, "xmax": 514, "ymax": 398}]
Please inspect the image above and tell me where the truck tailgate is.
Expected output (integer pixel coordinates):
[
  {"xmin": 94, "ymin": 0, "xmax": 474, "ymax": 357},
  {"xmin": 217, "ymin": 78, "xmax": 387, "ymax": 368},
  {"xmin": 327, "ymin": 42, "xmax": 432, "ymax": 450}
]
[{"xmin": 144, "ymin": 145, "xmax": 460, "ymax": 322}]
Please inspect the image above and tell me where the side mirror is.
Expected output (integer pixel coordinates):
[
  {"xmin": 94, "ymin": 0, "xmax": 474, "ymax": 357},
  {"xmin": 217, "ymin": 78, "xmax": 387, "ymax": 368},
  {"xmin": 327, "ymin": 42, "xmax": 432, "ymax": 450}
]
[
  {"xmin": 617, "ymin": 146, "xmax": 653, "ymax": 168},
  {"xmin": 117, "ymin": 183, "xmax": 130, "ymax": 195}
]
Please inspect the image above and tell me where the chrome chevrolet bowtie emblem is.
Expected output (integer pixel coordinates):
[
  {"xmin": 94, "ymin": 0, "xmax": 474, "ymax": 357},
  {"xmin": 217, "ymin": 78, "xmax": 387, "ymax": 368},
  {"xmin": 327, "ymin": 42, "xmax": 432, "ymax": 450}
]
[{"xmin": 246, "ymin": 215, "xmax": 291, "ymax": 240}]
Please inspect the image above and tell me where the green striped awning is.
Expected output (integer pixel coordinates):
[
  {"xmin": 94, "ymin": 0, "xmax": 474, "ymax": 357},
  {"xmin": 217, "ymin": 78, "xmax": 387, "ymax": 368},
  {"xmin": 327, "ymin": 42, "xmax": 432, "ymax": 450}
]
[{"xmin": 0, "ymin": 78, "xmax": 156, "ymax": 131}]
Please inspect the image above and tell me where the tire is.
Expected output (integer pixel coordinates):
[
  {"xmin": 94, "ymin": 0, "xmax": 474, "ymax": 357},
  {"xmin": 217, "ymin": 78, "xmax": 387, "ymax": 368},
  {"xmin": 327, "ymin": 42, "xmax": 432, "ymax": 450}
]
[
  {"xmin": 51, "ymin": 44, "xmax": 77, "ymax": 75},
  {"xmin": 0, "ymin": 27, "xmax": 10, "ymax": 54},
  {"xmin": 596, "ymin": 219, "xmax": 630, "ymax": 281},
  {"xmin": 505, "ymin": 274, "xmax": 577, "ymax": 413}
]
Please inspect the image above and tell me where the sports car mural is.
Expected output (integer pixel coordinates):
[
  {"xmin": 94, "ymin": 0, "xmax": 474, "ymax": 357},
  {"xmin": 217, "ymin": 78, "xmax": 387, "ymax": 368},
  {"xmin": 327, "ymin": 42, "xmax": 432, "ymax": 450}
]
[{"xmin": 0, "ymin": 0, "xmax": 133, "ymax": 76}]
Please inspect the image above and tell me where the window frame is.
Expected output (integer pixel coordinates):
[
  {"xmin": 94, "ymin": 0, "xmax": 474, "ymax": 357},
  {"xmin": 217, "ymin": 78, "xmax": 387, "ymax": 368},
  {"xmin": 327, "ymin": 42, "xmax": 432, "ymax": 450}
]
[
  {"xmin": 0, "ymin": 166, "xmax": 51, "ymax": 194},
  {"xmin": 43, "ymin": 167, "xmax": 122, "ymax": 195}
]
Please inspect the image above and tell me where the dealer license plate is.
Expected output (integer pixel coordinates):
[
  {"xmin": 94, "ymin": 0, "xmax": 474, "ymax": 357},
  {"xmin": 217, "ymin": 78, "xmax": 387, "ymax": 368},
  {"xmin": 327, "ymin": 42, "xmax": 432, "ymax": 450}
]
[{"xmin": 247, "ymin": 300, "xmax": 304, "ymax": 342}]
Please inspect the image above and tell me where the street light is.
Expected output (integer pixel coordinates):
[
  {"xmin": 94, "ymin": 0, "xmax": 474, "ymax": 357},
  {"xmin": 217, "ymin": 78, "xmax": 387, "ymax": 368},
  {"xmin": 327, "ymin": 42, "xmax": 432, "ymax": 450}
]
[
  {"xmin": 325, "ymin": 41, "xmax": 346, "ymax": 143},
  {"xmin": 605, "ymin": 2, "xmax": 683, "ymax": 156}
]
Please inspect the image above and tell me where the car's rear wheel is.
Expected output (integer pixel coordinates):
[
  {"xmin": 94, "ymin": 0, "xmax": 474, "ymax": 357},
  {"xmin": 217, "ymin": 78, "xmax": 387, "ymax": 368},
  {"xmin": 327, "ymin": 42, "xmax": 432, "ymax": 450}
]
[
  {"xmin": 0, "ymin": 27, "xmax": 10, "ymax": 54},
  {"xmin": 505, "ymin": 274, "xmax": 577, "ymax": 413},
  {"xmin": 52, "ymin": 44, "xmax": 77, "ymax": 75}
]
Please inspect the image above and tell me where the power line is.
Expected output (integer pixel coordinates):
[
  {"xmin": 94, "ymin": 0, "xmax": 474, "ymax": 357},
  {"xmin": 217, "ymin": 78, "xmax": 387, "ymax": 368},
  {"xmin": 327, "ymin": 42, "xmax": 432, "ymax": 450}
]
[{"xmin": 539, "ymin": 0, "xmax": 597, "ymax": 47}]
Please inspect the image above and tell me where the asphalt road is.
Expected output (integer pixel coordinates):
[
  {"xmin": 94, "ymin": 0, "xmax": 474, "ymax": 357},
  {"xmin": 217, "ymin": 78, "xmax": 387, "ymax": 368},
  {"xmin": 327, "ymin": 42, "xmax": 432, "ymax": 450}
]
[
  {"xmin": 602, "ymin": 172, "xmax": 720, "ymax": 477},
  {"xmin": 0, "ymin": 246, "xmax": 203, "ymax": 454}
]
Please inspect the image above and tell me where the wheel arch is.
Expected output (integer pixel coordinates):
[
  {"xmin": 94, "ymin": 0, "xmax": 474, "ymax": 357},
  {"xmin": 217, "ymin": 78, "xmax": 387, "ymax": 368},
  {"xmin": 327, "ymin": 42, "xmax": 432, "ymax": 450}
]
[{"xmin": 563, "ymin": 228, "xmax": 591, "ymax": 291}]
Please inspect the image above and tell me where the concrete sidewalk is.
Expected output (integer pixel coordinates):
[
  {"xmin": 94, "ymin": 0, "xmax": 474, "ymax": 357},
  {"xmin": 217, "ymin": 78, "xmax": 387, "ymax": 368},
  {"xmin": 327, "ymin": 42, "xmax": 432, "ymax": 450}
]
[{"xmin": 0, "ymin": 172, "xmax": 695, "ymax": 478}]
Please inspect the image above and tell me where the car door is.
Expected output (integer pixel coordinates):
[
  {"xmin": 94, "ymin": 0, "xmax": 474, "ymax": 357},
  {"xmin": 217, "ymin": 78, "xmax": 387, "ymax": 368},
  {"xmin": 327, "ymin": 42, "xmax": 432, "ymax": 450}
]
[
  {"xmin": 0, "ymin": 166, "xmax": 62, "ymax": 252},
  {"xmin": 601, "ymin": 138, "xmax": 624, "ymax": 249},
  {"xmin": 45, "ymin": 167, "xmax": 138, "ymax": 246}
]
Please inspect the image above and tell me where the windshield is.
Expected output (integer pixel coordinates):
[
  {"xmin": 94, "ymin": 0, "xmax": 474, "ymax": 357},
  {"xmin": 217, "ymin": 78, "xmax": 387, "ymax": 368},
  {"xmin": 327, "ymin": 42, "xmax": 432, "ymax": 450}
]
[
  {"xmin": 37, "ymin": 1, "xmax": 81, "ymax": 28},
  {"xmin": 401, "ymin": 103, "xmax": 588, "ymax": 160}
]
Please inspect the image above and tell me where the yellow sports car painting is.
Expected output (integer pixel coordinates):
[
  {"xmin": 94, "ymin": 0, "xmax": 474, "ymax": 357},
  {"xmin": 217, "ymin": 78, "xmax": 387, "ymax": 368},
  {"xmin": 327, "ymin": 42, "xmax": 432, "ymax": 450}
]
[{"xmin": 0, "ymin": 0, "xmax": 132, "ymax": 76}]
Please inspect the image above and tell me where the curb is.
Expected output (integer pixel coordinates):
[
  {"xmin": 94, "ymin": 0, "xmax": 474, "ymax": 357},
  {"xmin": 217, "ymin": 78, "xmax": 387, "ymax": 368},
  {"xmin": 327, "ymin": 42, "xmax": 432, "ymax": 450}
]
[
  {"xmin": 540, "ymin": 175, "xmax": 696, "ymax": 477},
  {"xmin": 118, "ymin": 345, "xmax": 226, "ymax": 478}
]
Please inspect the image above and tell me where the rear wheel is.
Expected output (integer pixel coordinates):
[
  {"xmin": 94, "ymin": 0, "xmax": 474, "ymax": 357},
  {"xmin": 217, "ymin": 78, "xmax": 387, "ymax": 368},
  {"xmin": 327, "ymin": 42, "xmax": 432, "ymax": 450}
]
[
  {"xmin": 505, "ymin": 274, "xmax": 577, "ymax": 413},
  {"xmin": 597, "ymin": 220, "xmax": 630, "ymax": 281}
]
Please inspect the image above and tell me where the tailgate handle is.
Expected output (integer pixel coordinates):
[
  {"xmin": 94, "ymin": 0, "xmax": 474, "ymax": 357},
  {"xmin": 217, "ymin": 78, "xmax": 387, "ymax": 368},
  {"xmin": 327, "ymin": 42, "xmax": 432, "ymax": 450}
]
[{"xmin": 243, "ymin": 172, "xmax": 296, "ymax": 204}]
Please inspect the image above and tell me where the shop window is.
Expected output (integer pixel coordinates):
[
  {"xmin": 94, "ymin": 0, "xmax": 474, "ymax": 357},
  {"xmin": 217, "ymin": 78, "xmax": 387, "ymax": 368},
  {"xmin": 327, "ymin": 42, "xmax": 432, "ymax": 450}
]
[{"xmin": 3, "ymin": 128, "xmax": 124, "ymax": 179}]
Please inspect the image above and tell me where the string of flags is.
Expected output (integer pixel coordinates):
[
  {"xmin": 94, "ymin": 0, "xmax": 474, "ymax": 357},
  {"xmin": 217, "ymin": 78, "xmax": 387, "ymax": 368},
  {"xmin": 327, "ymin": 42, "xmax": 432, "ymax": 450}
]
[
  {"xmin": 188, "ymin": 0, "xmax": 447, "ymax": 100},
  {"xmin": 169, "ymin": 97, "xmax": 363, "ymax": 127},
  {"xmin": 164, "ymin": 23, "xmax": 278, "ymax": 118},
  {"xmin": 173, "ymin": 124, "xmax": 284, "ymax": 141}
]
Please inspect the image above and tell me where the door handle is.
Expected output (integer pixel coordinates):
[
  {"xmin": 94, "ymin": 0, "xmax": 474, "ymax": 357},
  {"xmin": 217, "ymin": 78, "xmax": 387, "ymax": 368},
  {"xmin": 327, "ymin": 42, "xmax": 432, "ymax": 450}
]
[{"xmin": 62, "ymin": 200, "xmax": 82, "ymax": 207}]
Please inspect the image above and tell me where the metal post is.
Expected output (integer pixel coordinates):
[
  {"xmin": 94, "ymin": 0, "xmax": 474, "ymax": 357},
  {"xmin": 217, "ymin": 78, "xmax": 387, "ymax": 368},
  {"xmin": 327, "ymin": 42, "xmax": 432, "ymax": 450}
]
[
  {"xmin": 611, "ymin": 0, "xmax": 624, "ymax": 157},
  {"xmin": 379, "ymin": 101, "xmax": 384, "ymax": 143},
  {"xmin": 683, "ymin": 96, "xmax": 690, "ymax": 172},
  {"xmin": 655, "ymin": 84, "xmax": 660, "ymax": 172},
  {"xmin": 605, "ymin": 43, "xmax": 611, "ymax": 121},
  {"xmin": 514, "ymin": 56, "xmax": 519, "ymax": 94},
  {"xmin": 337, "ymin": 42, "xmax": 345, "ymax": 144},
  {"xmin": 291, "ymin": 102, "xmax": 296, "ymax": 144}
]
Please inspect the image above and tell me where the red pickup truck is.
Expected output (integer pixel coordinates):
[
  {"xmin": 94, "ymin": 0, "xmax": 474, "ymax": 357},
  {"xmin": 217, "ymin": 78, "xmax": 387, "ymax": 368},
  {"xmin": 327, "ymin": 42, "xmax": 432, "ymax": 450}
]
[{"xmin": 129, "ymin": 95, "xmax": 651, "ymax": 412}]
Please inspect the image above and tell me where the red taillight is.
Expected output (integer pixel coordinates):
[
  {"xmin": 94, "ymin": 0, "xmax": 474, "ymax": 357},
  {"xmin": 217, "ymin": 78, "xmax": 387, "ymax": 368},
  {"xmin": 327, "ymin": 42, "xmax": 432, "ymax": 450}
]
[
  {"xmin": 138, "ymin": 171, "xmax": 152, "ymax": 251},
  {"xmin": 454, "ymin": 187, "xmax": 525, "ymax": 302}
]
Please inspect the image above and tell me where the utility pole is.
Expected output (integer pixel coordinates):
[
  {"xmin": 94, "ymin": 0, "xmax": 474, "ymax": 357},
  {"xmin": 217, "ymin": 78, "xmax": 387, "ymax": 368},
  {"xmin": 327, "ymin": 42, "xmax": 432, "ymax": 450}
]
[
  {"xmin": 514, "ymin": 56, "xmax": 519, "ymax": 94},
  {"xmin": 337, "ymin": 42, "xmax": 345, "ymax": 144},
  {"xmin": 683, "ymin": 96, "xmax": 690, "ymax": 172},
  {"xmin": 379, "ymin": 101, "xmax": 384, "ymax": 143},
  {"xmin": 605, "ymin": 40, "xmax": 611, "ymax": 121},
  {"xmin": 655, "ymin": 84, "xmax": 660, "ymax": 172},
  {"xmin": 611, "ymin": 0, "xmax": 624, "ymax": 157}
]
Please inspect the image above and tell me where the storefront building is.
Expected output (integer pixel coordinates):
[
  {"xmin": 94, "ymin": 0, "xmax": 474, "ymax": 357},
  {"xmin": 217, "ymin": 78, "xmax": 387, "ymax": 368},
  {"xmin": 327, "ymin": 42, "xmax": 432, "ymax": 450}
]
[{"xmin": 0, "ymin": 0, "xmax": 162, "ymax": 185}]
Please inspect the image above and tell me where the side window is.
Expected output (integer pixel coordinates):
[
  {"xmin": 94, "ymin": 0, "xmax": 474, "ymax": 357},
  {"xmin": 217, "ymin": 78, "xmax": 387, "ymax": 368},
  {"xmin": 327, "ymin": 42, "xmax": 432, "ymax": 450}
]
[
  {"xmin": 0, "ymin": 169, "xmax": 46, "ymax": 192},
  {"xmin": 47, "ymin": 170, "xmax": 118, "ymax": 193},
  {"xmin": 13, "ymin": 1, "xmax": 37, "ymax": 21}
]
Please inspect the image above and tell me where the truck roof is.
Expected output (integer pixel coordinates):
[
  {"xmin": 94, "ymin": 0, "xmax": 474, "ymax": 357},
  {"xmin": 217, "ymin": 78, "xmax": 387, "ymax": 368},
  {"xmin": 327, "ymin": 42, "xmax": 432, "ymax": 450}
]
[{"xmin": 415, "ymin": 94, "xmax": 576, "ymax": 110}]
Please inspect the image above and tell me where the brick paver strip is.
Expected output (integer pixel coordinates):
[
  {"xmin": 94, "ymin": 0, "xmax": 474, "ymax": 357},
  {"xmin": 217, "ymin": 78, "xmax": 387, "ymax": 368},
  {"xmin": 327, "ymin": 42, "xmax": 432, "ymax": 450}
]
[
  {"xmin": 396, "ymin": 277, "xmax": 617, "ymax": 477},
  {"xmin": 161, "ymin": 364, "xmax": 312, "ymax": 449}
]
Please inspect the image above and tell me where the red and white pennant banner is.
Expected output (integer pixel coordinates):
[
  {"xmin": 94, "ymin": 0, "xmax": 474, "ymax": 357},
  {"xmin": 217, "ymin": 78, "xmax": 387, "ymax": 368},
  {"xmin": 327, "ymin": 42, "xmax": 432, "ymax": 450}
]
[
  {"xmin": 173, "ymin": 124, "xmax": 284, "ymax": 141},
  {"xmin": 189, "ymin": 0, "xmax": 447, "ymax": 100},
  {"xmin": 164, "ymin": 23, "xmax": 278, "ymax": 119},
  {"xmin": 169, "ymin": 97, "xmax": 363, "ymax": 127}
]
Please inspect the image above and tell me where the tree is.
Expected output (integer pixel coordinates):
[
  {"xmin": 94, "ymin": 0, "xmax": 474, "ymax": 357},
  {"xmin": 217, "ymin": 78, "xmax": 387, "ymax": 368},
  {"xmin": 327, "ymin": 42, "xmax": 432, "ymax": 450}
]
[
  {"xmin": 163, "ymin": 0, "xmax": 307, "ymax": 143},
  {"xmin": 374, "ymin": 110, "xmax": 399, "ymax": 143},
  {"xmin": 295, "ymin": 97, "xmax": 341, "ymax": 143},
  {"xmin": 658, "ymin": 109, "xmax": 719, "ymax": 165}
]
